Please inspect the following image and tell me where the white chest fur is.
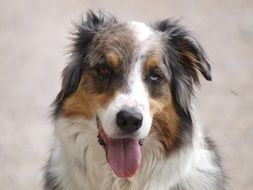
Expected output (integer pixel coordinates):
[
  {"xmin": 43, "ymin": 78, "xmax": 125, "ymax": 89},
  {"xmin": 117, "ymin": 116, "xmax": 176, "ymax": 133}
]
[{"xmin": 48, "ymin": 117, "xmax": 221, "ymax": 190}]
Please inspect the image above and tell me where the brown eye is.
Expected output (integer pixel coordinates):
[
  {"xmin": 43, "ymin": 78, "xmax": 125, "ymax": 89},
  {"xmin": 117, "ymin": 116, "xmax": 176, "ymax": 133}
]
[{"xmin": 96, "ymin": 64, "xmax": 111, "ymax": 79}]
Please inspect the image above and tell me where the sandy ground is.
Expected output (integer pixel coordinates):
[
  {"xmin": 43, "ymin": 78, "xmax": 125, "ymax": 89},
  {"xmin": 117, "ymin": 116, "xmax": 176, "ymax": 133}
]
[{"xmin": 0, "ymin": 0, "xmax": 253, "ymax": 189}]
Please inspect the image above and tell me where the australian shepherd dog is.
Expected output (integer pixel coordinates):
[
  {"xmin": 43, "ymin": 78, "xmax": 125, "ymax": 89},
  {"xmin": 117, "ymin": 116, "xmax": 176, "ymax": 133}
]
[{"xmin": 44, "ymin": 10, "xmax": 225, "ymax": 190}]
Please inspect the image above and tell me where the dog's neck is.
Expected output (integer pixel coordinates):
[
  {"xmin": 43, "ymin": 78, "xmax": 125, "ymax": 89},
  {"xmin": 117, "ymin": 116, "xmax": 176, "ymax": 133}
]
[{"xmin": 48, "ymin": 115, "xmax": 206, "ymax": 190}]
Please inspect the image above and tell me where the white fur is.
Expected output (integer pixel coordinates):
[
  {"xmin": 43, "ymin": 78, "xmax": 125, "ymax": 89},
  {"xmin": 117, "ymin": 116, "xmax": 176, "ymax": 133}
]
[
  {"xmin": 46, "ymin": 22, "xmax": 223, "ymax": 190},
  {"xmin": 98, "ymin": 56, "xmax": 152, "ymax": 140},
  {"xmin": 50, "ymin": 107, "xmax": 222, "ymax": 190},
  {"xmin": 128, "ymin": 21, "xmax": 154, "ymax": 42},
  {"xmin": 98, "ymin": 22, "xmax": 155, "ymax": 140}
]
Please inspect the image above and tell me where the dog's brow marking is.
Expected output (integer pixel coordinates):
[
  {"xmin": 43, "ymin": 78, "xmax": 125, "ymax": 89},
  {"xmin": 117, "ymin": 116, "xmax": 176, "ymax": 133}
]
[
  {"xmin": 145, "ymin": 56, "xmax": 159, "ymax": 69},
  {"xmin": 106, "ymin": 51, "xmax": 120, "ymax": 71}
]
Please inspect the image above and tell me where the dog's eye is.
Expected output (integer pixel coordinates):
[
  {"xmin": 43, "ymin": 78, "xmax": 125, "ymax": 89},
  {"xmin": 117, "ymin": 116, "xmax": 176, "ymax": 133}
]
[
  {"xmin": 96, "ymin": 64, "xmax": 111, "ymax": 79},
  {"xmin": 147, "ymin": 72, "xmax": 162, "ymax": 84}
]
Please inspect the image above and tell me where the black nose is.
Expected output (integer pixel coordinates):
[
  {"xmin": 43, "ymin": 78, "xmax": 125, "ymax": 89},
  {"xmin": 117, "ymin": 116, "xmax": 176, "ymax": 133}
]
[{"xmin": 116, "ymin": 108, "xmax": 143, "ymax": 133}]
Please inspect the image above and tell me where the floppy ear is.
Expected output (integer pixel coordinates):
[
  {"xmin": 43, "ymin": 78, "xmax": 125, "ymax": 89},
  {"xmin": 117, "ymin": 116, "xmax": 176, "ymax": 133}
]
[
  {"xmin": 156, "ymin": 19, "xmax": 211, "ymax": 81},
  {"xmin": 154, "ymin": 19, "xmax": 211, "ymax": 111},
  {"xmin": 52, "ymin": 10, "xmax": 117, "ymax": 117}
]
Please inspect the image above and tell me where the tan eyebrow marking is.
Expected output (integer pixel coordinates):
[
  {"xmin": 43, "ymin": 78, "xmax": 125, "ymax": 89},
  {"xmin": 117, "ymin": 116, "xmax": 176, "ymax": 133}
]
[
  {"xmin": 106, "ymin": 51, "xmax": 120, "ymax": 71},
  {"xmin": 144, "ymin": 55, "xmax": 160, "ymax": 72}
]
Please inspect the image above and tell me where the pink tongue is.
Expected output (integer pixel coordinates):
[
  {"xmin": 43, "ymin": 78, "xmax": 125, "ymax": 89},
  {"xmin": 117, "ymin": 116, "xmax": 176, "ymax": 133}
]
[{"xmin": 107, "ymin": 138, "xmax": 141, "ymax": 178}]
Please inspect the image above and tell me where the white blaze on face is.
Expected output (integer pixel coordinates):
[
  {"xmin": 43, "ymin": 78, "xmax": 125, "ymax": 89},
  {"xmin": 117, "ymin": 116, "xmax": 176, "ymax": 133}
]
[
  {"xmin": 99, "ymin": 21, "xmax": 155, "ymax": 139},
  {"xmin": 129, "ymin": 21, "xmax": 154, "ymax": 42}
]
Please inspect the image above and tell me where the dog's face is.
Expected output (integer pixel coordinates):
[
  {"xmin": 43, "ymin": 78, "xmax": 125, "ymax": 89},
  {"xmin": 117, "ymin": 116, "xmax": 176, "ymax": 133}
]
[{"xmin": 53, "ymin": 11, "xmax": 211, "ymax": 178}]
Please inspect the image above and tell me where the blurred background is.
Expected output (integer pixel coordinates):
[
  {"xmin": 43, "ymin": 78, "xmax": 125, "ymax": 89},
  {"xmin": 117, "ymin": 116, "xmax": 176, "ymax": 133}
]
[{"xmin": 0, "ymin": 0, "xmax": 252, "ymax": 189}]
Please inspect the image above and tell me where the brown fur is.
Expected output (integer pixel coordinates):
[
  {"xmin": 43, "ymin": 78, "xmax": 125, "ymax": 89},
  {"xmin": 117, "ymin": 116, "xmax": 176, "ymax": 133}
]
[
  {"xmin": 145, "ymin": 55, "xmax": 160, "ymax": 70},
  {"xmin": 62, "ymin": 78, "xmax": 118, "ymax": 119},
  {"xmin": 61, "ymin": 20, "xmax": 180, "ymax": 153},
  {"xmin": 60, "ymin": 25, "xmax": 137, "ymax": 119},
  {"xmin": 141, "ymin": 52, "xmax": 180, "ymax": 153},
  {"xmin": 149, "ymin": 93, "xmax": 180, "ymax": 153},
  {"xmin": 106, "ymin": 51, "xmax": 120, "ymax": 72},
  {"xmin": 181, "ymin": 51, "xmax": 200, "ymax": 70},
  {"xmin": 87, "ymin": 24, "xmax": 135, "ymax": 69}
]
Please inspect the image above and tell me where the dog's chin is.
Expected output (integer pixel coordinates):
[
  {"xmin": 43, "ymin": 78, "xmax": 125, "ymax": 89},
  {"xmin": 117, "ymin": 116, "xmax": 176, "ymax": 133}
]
[{"xmin": 96, "ymin": 116, "xmax": 144, "ymax": 178}]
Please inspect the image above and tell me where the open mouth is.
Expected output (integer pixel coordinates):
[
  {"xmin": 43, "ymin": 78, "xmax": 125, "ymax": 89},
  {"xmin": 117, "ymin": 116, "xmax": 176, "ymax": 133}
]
[{"xmin": 96, "ymin": 116, "xmax": 144, "ymax": 178}]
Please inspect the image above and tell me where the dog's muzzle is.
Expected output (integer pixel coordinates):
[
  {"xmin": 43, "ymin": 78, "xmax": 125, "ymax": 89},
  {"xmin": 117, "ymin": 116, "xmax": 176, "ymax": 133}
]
[{"xmin": 96, "ymin": 115, "xmax": 144, "ymax": 178}]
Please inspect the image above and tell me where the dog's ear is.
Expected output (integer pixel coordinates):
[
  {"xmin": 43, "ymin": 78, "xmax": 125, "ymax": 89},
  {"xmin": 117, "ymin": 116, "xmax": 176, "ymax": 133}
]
[
  {"xmin": 155, "ymin": 19, "xmax": 211, "ymax": 81},
  {"xmin": 154, "ymin": 19, "xmax": 211, "ymax": 111},
  {"xmin": 52, "ymin": 10, "xmax": 117, "ymax": 117}
]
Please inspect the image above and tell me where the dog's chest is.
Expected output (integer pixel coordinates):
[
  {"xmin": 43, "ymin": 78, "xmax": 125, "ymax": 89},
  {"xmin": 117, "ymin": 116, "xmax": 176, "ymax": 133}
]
[
  {"xmin": 60, "ymin": 138, "xmax": 171, "ymax": 189},
  {"xmin": 55, "ymin": 118, "xmax": 190, "ymax": 190},
  {"xmin": 81, "ymin": 154, "xmax": 170, "ymax": 190},
  {"xmin": 70, "ymin": 138, "xmax": 183, "ymax": 190}
]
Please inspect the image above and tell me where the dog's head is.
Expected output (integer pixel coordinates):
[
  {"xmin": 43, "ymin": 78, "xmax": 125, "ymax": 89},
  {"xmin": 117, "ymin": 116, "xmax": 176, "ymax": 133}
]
[{"xmin": 53, "ymin": 11, "xmax": 211, "ymax": 178}]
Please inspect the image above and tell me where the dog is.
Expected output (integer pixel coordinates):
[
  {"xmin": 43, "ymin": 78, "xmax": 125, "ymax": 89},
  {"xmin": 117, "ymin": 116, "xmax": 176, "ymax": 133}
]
[{"xmin": 44, "ymin": 10, "xmax": 225, "ymax": 190}]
